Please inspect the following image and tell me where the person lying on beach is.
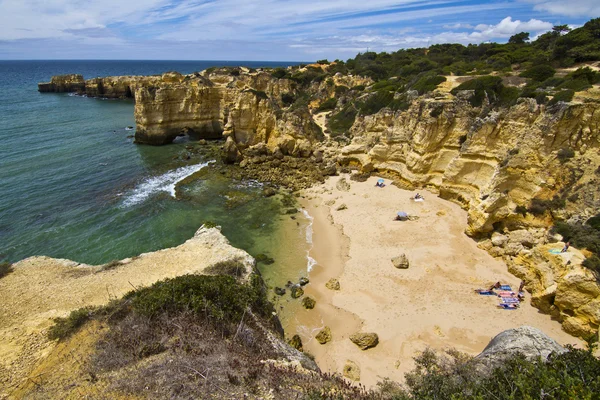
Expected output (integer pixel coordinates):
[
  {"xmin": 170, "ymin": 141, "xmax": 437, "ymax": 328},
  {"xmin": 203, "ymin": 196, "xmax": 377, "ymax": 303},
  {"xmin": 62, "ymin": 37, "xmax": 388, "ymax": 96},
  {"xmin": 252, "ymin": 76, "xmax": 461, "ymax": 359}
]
[
  {"xmin": 489, "ymin": 281, "xmax": 501, "ymax": 291},
  {"xmin": 375, "ymin": 181, "xmax": 386, "ymax": 188},
  {"xmin": 414, "ymin": 193, "xmax": 424, "ymax": 200},
  {"xmin": 498, "ymin": 303, "xmax": 519, "ymax": 310},
  {"xmin": 475, "ymin": 289, "xmax": 496, "ymax": 295},
  {"xmin": 561, "ymin": 241, "xmax": 570, "ymax": 253}
]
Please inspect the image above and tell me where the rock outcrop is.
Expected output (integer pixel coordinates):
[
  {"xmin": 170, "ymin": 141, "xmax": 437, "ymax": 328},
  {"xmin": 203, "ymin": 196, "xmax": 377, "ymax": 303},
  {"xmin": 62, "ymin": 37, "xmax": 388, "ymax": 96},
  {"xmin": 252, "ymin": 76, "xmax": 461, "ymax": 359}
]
[
  {"xmin": 506, "ymin": 245, "xmax": 600, "ymax": 338},
  {"xmin": 476, "ymin": 326, "xmax": 566, "ymax": 369},
  {"xmin": 339, "ymin": 98, "xmax": 600, "ymax": 237}
]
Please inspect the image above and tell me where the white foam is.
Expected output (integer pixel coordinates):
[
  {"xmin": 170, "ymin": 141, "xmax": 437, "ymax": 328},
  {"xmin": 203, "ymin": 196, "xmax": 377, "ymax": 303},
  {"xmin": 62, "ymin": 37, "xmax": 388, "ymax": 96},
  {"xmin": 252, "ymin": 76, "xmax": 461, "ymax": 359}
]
[
  {"xmin": 122, "ymin": 161, "xmax": 213, "ymax": 207},
  {"xmin": 301, "ymin": 208, "xmax": 317, "ymax": 272},
  {"xmin": 301, "ymin": 209, "xmax": 314, "ymax": 244}
]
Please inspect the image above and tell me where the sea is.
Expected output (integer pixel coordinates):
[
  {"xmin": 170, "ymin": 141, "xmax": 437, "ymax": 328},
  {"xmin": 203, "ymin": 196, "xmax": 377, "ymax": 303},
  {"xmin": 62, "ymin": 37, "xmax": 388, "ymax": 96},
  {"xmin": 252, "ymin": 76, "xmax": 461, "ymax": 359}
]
[{"xmin": 0, "ymin": 60, "xmax": 314, "ymax": 301}]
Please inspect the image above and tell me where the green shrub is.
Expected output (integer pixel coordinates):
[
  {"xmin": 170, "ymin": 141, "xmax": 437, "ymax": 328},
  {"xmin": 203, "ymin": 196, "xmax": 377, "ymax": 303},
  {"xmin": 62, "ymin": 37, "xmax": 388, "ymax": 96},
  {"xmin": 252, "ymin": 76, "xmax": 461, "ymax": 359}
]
[
  {"xmin": 125, "ymin": 275, "xmax": 269, "ymax": 322},
  {"xmin": 586, "ymin": 213, "xmax": 600, "ymax": 232},
  {"xmin": 271, "ymin": 68, "xmax": 288, "ymax": 79},
  {"xmin": 552, "ymin": 220, "xmax": 600, "ymax": 255},
  {"xmin": 0, "ymin": 262, "xmax": 13, "ymax": 279},
  {"xmin": 334, "ymin": 85, "xmax": 349, "ymax": 96},
  {"xmin": 398, "ymin": 346, "xmax": 600, "ymax": 399},
  {"xmin": 202, "ymin": 220, "xmax": 218, "ymax": 228},
  {"xmin": 568, "ymin": 67, "xmax": 600, "ymax": 84},
  {"xmin": 358, "ymin": 90, "xmax": 394, "ymax": 115},
  {"xmin": 316, "ymin": 97, "xmax": 337, "ymax": 112},
  {"xmin": 557, "ymin": 78, "xmax": 592, "ymax": 91},
  {"xmin": 450, "ymin": 76, "xmax": 505, "ymax": 107},
  {"xmin": 328, "ymin": 105, "xmax": 357, "ymax": 136},
  {"xmin": 316, "ymin": 59, "xmax": 329, "ymax": 65},
  {"xmin": 519, "ymin": 65, "xmax": 556, "ymax": 82},
  {"xmin": 527, "ymin": 195, "xmax": 565, "ymax": 215},
  {"xmin": 548, "ymin": 89, "xmax": 575, "ymax": 105},
  {"xmin": 205, "ymin": 259, "xmax": 247, "ymax": 277},
  {"xmin": 48, "ymin": 307, "xmax": 95, "ymax": 340},
  {"xmin": 351, "ymin": 85, "xmax": 365, "ymax": 91},
  {"xmin": 582, "ymin": 255, "xmax": 600, "ymax": 276},
  {"xmin": 411, "ymin": 75, "xmax": 446, "ymax": 94}
]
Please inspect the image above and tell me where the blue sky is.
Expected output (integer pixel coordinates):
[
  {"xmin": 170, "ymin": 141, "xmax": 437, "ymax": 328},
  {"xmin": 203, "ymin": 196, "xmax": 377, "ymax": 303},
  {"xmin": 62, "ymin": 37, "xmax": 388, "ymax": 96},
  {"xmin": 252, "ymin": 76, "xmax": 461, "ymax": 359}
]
[{"xmin": 0, "ymin": 0, "xmax": 598, "ymax": 61}]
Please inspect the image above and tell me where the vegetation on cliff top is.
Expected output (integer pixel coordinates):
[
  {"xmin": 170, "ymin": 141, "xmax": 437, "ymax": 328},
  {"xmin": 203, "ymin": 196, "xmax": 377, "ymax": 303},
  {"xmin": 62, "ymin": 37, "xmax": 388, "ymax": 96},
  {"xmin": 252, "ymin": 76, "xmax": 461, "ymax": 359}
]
[{"xmin": 271, "ymin": 18, "xmax": 600, "ymax": 138}]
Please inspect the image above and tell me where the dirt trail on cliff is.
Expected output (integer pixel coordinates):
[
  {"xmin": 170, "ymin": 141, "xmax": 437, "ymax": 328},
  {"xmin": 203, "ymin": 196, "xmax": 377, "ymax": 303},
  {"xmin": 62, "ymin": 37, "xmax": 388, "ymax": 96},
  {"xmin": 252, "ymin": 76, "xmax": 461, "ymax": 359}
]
[
  {"xmin": 293, "ymin": 175, "xmax": 584, "ymax": 388},
  {"xmin": 0, "ymin": 227, "xmax": 253, "ymax": 397}
]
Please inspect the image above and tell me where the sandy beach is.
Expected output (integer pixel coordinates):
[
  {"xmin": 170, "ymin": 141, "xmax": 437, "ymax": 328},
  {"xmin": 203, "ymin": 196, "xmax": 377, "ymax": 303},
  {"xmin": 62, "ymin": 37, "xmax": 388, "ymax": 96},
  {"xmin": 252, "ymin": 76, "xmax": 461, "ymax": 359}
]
[{"xmin": 292, "ymin": 174, "xmax": 583, "ymax": 387}]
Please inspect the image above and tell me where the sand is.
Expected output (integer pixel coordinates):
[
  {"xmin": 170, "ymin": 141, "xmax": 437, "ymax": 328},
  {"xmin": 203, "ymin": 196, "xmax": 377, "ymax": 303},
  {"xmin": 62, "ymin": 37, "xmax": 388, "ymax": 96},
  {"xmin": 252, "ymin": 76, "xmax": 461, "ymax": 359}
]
[{"xmin": 291, "ymin": 174, "xmax": 583, "ymax": 387}]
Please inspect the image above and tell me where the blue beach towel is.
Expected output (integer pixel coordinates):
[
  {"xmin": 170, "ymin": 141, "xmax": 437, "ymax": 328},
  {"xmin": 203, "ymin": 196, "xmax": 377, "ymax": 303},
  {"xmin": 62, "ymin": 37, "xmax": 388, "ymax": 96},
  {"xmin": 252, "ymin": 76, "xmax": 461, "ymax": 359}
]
[
  {"xmin": 500, "ymin": 285, "xmax": 512, "ymax": 291},
  {"xmin": 475, "ymin": 290, "xmax": 496, "ymax": 295},
  {"xmin": 498, "ymin": 303, "xmax": 518, "ymax": 310}
]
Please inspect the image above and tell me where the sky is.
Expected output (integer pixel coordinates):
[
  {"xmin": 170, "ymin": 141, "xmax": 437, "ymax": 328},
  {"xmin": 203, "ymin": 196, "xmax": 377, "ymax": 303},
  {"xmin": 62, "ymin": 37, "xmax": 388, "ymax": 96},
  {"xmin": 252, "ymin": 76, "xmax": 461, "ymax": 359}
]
[{"xmin": 0, "ymin": 0, "xmax": 598, "ymax": 61}]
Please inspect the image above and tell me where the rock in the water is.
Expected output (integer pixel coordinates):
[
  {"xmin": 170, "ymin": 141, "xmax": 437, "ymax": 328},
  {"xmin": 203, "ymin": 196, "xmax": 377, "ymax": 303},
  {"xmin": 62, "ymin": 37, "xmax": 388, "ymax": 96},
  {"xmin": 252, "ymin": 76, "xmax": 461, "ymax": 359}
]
[
  {"xmin": 316, "ymin": 326, "xmax": 332, "ymax": 344},
  {"xmin": 476, "ymin": 326, "xmax": 566, "ymax": 369},
  {"xmin": 343, "ymin": 360, "xmax": 361, "ymax": 381},
  {"xmin": 291, "ymin": 285, "xmax": 304, "ymax": 299},
  {"xmin": 255, "ymin": 253, "xmax": 275, "ymax": 265},
  {"xmin": 299, "ymin": 277, "xmax": 310, "ymax": 286},
  {"xmin": 325, "ymin": 278, "xmax": 340, "ymax": 290},
  {"xmin": 349, "ymin": 332, "xmax": 379, "ymax": 350},
  {"xmin": 336, "ymin": 203, "xmax": 348, "ymax": 211},
  {"xmin": 274, "ymin": 287, "xmax": 286, "ymax": 296},
  {"xmin": 288, "ymin": 334, "xmax": 303, "ymax": 351},
  {"xmin": 336, "ymin": 177, "xmax": 351, "ymax": 192},
  {"xmin": 391, "ymin": 254, "xmax": 409, "ymax": 269},
  {"xmin": 222, "ymin": 136, "xmax": 241, "ymax": 164},
  {"xmin": 302, "ymin": 297, "xmax": 316, "ymax": 309}
]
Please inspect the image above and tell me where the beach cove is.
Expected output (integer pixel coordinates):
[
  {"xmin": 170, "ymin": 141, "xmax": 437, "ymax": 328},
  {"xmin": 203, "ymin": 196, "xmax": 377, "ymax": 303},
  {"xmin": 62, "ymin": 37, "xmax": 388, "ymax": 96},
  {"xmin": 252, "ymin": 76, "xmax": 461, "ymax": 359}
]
[{"xmin": 290, "ymin": 174, "xmax": 584, "ymax": 387}]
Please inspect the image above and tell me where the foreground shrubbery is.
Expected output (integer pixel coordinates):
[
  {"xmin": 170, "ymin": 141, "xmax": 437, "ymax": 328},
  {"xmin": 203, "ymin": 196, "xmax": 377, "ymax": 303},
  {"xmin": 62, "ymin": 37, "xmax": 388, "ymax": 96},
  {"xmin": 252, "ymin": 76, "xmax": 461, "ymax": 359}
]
[
  {"xmin": 390, "ymin": 345, "xmax": 600, "ymax": 399},
  {"xmin": 46, "ymin": 271, "xmax": 600, "ymax": 398}
]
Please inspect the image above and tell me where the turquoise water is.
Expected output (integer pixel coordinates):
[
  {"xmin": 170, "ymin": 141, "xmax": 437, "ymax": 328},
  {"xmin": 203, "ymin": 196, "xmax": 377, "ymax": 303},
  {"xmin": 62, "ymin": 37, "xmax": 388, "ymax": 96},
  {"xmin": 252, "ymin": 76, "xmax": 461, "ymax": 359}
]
[{"xmin": 0, "ymin": 60, "xmax": 303, "ymax": 265}]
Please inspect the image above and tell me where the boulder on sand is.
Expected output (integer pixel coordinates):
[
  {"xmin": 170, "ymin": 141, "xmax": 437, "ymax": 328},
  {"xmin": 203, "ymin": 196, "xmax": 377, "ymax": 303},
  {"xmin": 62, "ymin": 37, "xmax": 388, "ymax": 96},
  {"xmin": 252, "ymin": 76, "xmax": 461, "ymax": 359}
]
[
  {"xmin": 343, "ymin": 360, "xmax": 361, "ymax": 381},
  {"xmin": 349, "ymin": 332, "xmax": 379, "ymax": 350},
  {"xmin": 316, "ymin": 326, "xmax": 332, "ymax": 344},
  {"xmin": 391, "ymin": 254, "xmax": 409, "ymax": 269}
]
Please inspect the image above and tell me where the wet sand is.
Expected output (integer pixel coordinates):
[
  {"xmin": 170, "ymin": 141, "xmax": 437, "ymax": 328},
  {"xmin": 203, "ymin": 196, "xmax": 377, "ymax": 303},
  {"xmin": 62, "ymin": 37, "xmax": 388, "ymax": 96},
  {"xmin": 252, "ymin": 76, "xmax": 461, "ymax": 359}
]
[{"xmin": 288, "ymin": 174, "xmax": 583, "ymax": 387}]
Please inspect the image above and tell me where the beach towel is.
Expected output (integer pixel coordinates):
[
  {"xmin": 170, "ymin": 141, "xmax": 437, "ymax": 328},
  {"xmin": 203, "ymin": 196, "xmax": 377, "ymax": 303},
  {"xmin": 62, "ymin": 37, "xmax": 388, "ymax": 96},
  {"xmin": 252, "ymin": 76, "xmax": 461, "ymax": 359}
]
[
  {"xmin": 413, "ymin": 198, "xmax": 424, "ymax": 202},
  {"xmin": 500, "ymin": 285, "xmax": 512, "ymax": 291},
  {"xmin": 502, "ymin": 298, "xmax": 520, "ymax": 304},
  {"xmin": 475, "ymin": 289, "xmax": 496, "ymax": 295},
  {"xmin": 549, "ymin": 249, "xmax": 562, "ymax": 254},
  {"xmin": 497, "ymin": 291, "xmax": 516, "ymax": 297},
  {"xmin": 498, "ymin": 303, "xmax": 518, "ymax": 310}
]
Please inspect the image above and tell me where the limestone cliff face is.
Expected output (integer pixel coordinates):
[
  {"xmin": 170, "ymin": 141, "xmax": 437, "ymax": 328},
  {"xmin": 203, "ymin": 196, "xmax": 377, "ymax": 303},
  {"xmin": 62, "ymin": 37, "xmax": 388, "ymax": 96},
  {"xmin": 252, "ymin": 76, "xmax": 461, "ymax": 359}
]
[
  {"xmin": 134, "ymin": 70, "xmax": 324, "ymax": 150},
  {"xmin": 338, "ymin": 96, "xmax": 600, "ymax": 338},
  {"xmin": 339, "ymin": 98, "xmax": 600, "ymax": 235},
  {"xmin": 38, "ymin": 74, "xmax": 86, "ymax": 93}
]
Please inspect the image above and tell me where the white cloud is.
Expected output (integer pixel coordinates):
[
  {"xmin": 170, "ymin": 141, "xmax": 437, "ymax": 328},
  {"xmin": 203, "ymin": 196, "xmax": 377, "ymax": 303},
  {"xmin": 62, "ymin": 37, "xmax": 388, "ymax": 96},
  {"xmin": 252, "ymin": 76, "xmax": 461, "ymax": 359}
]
[
  {"xmin": 473, "ymin": 16, "xmax": 552, "ymax": 38},
  {"xmin": 525, "ymin": 0, "xmax": 600, "ymax": 17},
  {"xmin": 443, "ymin": 23, "xmax": 474, "ymax": 29}
]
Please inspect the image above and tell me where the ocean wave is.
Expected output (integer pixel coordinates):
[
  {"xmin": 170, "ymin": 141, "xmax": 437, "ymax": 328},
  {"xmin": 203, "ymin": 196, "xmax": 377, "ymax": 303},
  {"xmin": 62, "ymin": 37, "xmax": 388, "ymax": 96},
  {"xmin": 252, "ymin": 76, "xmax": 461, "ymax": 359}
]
[
  {"xmin": 301, "ymin": 209, "xmax": 317, "ymax": 272},
  {"xmin": 122, "ymin": 161, "xmax": 213, "ymax": 207}
]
